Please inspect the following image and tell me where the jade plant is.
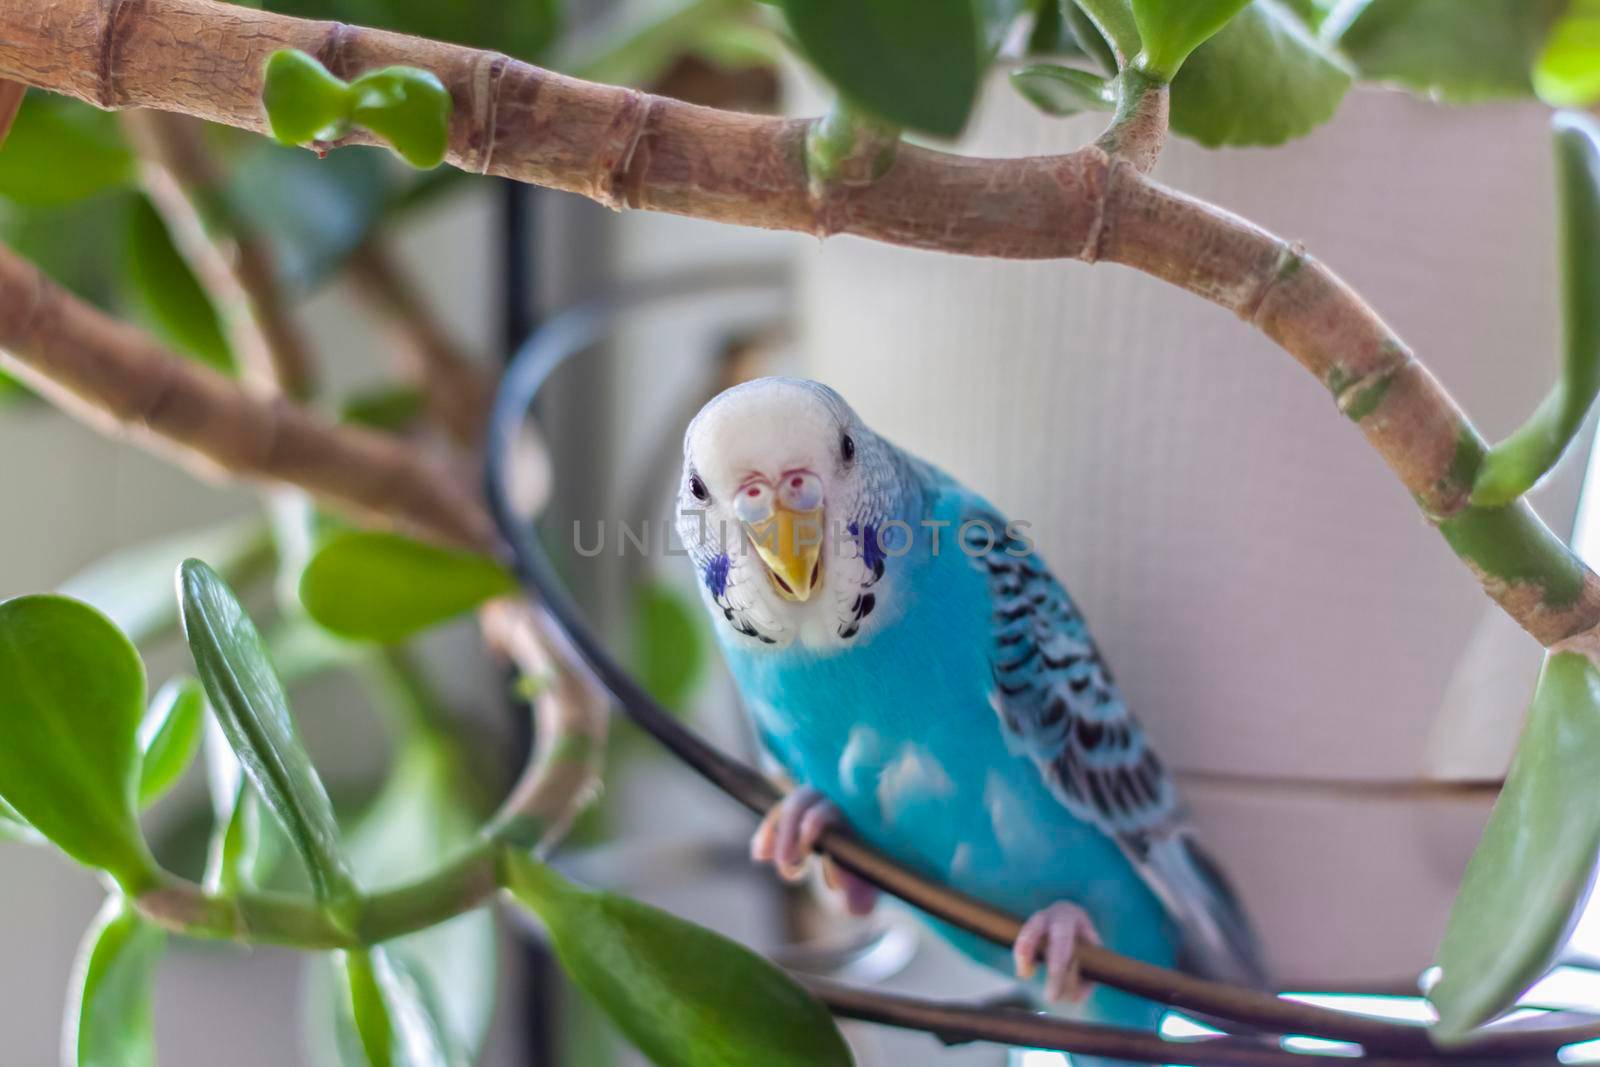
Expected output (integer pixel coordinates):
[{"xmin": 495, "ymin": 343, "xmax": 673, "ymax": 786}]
[{"xmin": 1, "ymin": 0, "xmax": 1600, "ymax": 1064}]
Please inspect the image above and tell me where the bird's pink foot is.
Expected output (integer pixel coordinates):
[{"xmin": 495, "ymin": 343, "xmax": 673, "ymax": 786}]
[
  {"xmin": 751, "ymin": 786, "xmax": 879, "ymax": 916},
  {"xmin": 1013, "ymin": 901, "xmax": 1103, "ymax": 1004}
]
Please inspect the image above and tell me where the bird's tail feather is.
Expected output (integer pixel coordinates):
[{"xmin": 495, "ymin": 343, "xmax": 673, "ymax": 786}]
[{"xmin": 1148, "ymin": 833, "xmax": 1269, "ymax": 991}]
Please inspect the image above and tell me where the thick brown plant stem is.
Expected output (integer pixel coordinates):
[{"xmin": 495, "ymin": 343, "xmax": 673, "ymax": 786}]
[
  {"xmin": 1095, "ymin": 71, "xmax": 1169, "ymax": 174},
  {"xmin": 121, "ymin": 109, "xmax": 317, "ymax": 398},
  {"xmin": 346, "ymin": 240, "xmax": 494, "ymax": 446},
  {"xmin": 3, "ymin": 0, "xmax": 1597, "ymax": 650},
  {"xmin": 0, "ymin": 242, "xmax": 494, "ymax": 550},
  {"xmin": 0, "ymin": 81, "xmax": 23, "ymax": 147}
]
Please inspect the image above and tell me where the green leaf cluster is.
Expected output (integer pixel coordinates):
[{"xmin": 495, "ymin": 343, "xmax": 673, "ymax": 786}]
[
  {"xmin": 0, "ymin": 543, "xmax": 833, "ymax": 1067},
  {"xmin": 1012, "ymin": 1, "xmax": 1351, "ymax": 148},
  {"xmin": 264, "ymin": 50, "xmax": 454, "ymax": 169}
]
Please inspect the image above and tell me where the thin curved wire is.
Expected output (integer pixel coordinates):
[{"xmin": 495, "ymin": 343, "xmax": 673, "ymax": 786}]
[{"xmin": 483, "ymin": 269, "xmax": 1600, "ymax": 1061}]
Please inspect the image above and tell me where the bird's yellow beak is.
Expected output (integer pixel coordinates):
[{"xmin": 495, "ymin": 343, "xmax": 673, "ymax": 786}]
[{"xmin": 746, "ymin": 505, "xmax": 825, "ymax": 602}]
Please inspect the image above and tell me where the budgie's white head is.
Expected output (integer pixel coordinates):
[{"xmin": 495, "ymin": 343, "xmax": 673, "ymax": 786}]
[{"xmin": 676, "ymin": 378, "xmax": 917, "ymax": 649}]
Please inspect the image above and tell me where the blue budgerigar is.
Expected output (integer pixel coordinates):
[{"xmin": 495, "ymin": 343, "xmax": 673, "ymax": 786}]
[{"xmin": 674, "ymin": 377, "xmax": 1264, "ymax": 1044}]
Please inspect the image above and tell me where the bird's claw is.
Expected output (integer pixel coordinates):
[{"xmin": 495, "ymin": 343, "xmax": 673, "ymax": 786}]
[
  {"xmin": 751, "ymin": 786, "xmax": 879, "ymax": 916},
  {"xmin": 1013, "ymin": 901, "xmax": 1102, "ymax": 1004}
]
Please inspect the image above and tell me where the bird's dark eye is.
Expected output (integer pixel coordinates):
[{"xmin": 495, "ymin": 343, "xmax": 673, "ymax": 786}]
[
  {"xmin": 841, "ymin": 434, "xmax": 856, "ymax": 464},
  {"xmin": 689, "ymin": 474, "xmax": 709, "ymax": 501}
]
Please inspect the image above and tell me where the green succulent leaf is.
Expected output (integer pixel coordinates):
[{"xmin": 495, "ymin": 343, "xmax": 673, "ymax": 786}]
[
  {"xmin": 123, "ymin": 195, "xmax": 234, "ymax": 371},
  {"xmin": 1536, "ymin": 0, "xmax": 1600, "ymax": 107},
  {"xmin": 0, "ymin": 794, "xmax": 43, "ymax": 845},
  {"xmin": 633, "ymin": 582, "xmax": 707, "ymax": 712},
  {"xmin": 351, "ymin": 750, "xmax": 495, "ymax": 1057},
  {"xmin": 262, "ymin": 50, "xmax": 454, "ymax": 170},
  {"xmin": 63, "ymin": 897, "xmax": 166, "ymax": 1067},
  {"xmin": 1330, "ymin": 0, "xmax": 1566, "ymax": 103},
  {"xmin": 349, "ymin": 67, "xmax": 453, "ymax": 170},
  {"xmin": 179, "ymin": 558, "xmax": 358, "ymax": 904},
  {"xmin": 504, "ymin": 854, "xmax": 854, "ymax": 1067},
  {"xmin": 1430, "ymin": 651, "xmax": 1600, "ymax": 1041},
  {"xmin": 1132, "ymin": 0, "xmax": 1253, "ymax": 79},
  {"xmin": 779, "ymin": 0, "xmax": 981, "ymax": 137},
  {"xmin": 138, "ymin": 677, "xmax": 207, "ymax": 807},
  {"xmin": 1473, "ymin": 114, "xmax": 1600, "ymax": 507},
  {"xmin": 201, "ymin": 717, "xmax": 268, "ymax": 896},
  {"xmin": 299, "ymin": 531, "xmax": 517, "ymax": 643},
  {"xmin": 308, "ymin": 742, "xmax": 495, "ymax": 1066},
  {"xmin": 1170, "ymin": 1, "xmax": 1351, "ymax": 147},
  {"xmin": 1072, "ymin": 0, "xmax": 1142, "ymax": 64},
  {"xmin": 0, "ymin": 92, "xmax": 134, "ymax": 207},
  {"xmin": 1063, "ymin": 1, "xmax": 1120, "ymax": 73},
  {"xmin": 0, "ymin": 595, "xmax": 154, "ymax": 889},
  {"xmin": 263, "ymin": 49, "xmax": 355, "ymax": 146},
  {"xmin": 58, "ymin": 518, "xmax": 271, "ymax": 647},
  {"xmin": 332, "ymin": 947, "xmax": 459, "ymax": 1067},
  {"xmin": 978, "ymin": 0, "xmax": 1032, "ymax": 53},
  {"xmin": 1010, "ymin": 63, "xmax": 1117, "ymax": 115},
  {"xmin": 1025, "ymin": 0, "xmax": 1071, "ymax": 55},
  {"xmin": 345, "ymin": 949, "xmax": 397, "ymax": 1067}
]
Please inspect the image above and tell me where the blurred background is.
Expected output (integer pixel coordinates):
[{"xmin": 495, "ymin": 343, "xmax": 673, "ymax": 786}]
[{"xmin": 3, "ymin": 0, "xmax": 1599, "ymax": 1063}]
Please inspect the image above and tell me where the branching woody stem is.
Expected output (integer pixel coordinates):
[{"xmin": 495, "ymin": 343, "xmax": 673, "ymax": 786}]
[
  {"xmin": 1095, "ymin": 68, "xmax": 1168, "ymax": 173},
  {"xmin": 0, "ymin": 242, "xmax": 494, "ymax": 550},
  {"xmin": 121, "ymin": 108, "xmax": 318, "ymax": 398},
  {"xmin": 2, "ymin": 0, "xmax": 1593, "ymax": 653}
]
